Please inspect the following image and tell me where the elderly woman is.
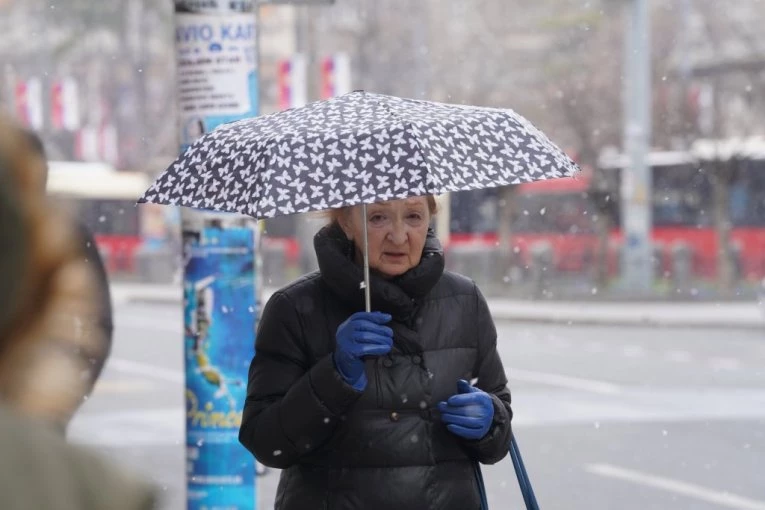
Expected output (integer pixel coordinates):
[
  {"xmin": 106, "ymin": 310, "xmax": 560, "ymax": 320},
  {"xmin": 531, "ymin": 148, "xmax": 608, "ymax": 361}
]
[{"xmin": 239, "ymin": 195, "xmax": 512, "ymax": 510}]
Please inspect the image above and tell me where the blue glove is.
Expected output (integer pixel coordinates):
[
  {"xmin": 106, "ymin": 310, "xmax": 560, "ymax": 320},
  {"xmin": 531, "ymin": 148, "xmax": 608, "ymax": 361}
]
[
  {"xmin": 334, "ymin": 311, "xmax": 393, "ymax": 391},
  {"xmin": 438, "ymin": 379, "xmax": 495, "ymax": 440}
]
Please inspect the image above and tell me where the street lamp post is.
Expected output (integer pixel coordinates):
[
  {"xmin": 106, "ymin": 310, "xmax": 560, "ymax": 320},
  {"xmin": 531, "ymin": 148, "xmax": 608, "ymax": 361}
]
[{"xmin": 620, "ymin": 0, "xmax": 653, "ymax": 292}]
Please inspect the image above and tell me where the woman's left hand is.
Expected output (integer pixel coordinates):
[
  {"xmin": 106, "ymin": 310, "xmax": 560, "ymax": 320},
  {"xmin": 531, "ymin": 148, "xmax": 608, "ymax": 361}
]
[{"xmin": 438, "ymin": 379, "xmax": 494, "ymax": 440}]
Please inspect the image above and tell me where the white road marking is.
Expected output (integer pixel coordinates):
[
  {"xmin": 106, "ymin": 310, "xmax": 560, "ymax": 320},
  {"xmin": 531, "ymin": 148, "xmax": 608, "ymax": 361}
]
[
  {"xmin": 69, "ymin": 407, "xmax": 185, "ymax": 447},
  {"xmin": 108, "ymin": 358, "xmax": 184, "ymax": 384},
  {"xmin": 584, "ymin": 340, "xmax": 606, "ymax": 354},
  {"xmin": 665, "ymin": 350, "xmax": 692, "ymax": 363},
  {"xmin": 622, "ymin": 345, "xmax": 645, "ymax": 358},
  {"xmin": 510, "ymin": 368, "xmax": 622, "ymax": 395},
  {"xmin": 585, "ymin": 463, "xmax": 765, "ymax": 510},
  {"xmin": 549, "ymin": 335, "xmax": 572, "ymax": 350},
  {"xmin": 116, "ymin": 315, "xmax": 182, "ymax": 334},
  {"xmin": 92, "ymin": 378, "xmax": 157, "ymax": 394},
  {"xmin": 710, "ymin": 357, "xmax": 741, "ymax": 372}
]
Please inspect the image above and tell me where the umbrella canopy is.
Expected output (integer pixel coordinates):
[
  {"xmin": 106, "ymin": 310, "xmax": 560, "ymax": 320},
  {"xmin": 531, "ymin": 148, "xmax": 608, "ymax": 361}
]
[
  {"xmin": 139, "ymin": 91, "xmax": 578, "ymax": 217},
  {"xmin": 140, "ymin": 91, "xmax": 579, "ymax": 311}
]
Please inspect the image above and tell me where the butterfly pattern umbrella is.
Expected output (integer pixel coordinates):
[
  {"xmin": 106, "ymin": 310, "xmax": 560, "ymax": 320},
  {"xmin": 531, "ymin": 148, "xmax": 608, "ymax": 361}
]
[
  {"xmin": 140, "ymin": 91, "xmax": 579, "ymax": 309},
  {"xmin": 141, "ymin": 91, "xmax": 577, "ymax": 216}
]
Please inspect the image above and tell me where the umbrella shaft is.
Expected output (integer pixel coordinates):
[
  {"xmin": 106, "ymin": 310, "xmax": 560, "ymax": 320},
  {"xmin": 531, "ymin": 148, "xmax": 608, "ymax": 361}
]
[{"xmin": 362, "ymin": 203, "xmax": 371, "ymax": 312}]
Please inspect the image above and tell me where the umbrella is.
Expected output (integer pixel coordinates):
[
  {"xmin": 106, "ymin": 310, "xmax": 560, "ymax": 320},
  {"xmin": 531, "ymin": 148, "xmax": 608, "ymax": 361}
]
[{"xmin": 140, "ymin": 90, "xmax": 578, "ymax": 310}]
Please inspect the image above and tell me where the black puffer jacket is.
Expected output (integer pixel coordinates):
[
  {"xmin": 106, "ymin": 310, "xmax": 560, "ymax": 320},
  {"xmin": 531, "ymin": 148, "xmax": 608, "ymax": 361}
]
[{"xmin": 239, "ymin": 224, "xmax": 512, "ymax": 510}]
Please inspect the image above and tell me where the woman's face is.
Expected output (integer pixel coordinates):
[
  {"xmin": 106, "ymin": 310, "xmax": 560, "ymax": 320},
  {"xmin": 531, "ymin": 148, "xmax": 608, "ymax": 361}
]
[{"xmin": 340, "ymin": 197, "xmax": 432, "ymax": 278}]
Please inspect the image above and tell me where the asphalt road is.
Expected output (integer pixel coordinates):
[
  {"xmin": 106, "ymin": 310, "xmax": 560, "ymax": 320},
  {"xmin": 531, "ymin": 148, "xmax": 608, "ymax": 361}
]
[{"xmin": 68, "ymin": 301, "xmax": 765, "ymax": 510}]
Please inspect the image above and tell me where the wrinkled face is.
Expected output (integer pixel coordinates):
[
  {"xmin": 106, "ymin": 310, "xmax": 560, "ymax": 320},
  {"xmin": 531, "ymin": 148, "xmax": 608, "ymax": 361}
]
[{"xmin": 340, "ymin": 197, "xmax": 431, "ymax": 278}]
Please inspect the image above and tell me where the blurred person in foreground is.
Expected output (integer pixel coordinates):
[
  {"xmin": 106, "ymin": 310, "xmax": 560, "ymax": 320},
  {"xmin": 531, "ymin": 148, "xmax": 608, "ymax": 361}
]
[
  {"xmin": 239, "ymin": 196, "xmax": 513, "ymax": 509},
  {"xmin": 0, "ymin": 115, "xmax": 155, "ymax": 509},
  {"xmin": 23, "ymin": 129, "xmax": 114, "ymax": 412}
]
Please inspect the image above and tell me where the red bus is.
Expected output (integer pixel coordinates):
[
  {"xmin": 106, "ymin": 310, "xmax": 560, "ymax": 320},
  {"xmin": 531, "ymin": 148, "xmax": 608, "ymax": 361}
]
[{"xmin": 448, "ymin": 145, "xmax": 765, "ymax": 280}]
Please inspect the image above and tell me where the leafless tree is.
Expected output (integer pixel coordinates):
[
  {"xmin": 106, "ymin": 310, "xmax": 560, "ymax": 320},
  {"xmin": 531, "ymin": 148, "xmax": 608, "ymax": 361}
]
[{"xmin": 690, "ymin": 0, "xmax": 765, "ymax": 292}]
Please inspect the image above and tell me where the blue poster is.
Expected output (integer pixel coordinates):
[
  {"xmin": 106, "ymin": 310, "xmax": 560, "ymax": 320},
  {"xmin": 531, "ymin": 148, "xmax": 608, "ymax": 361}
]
[{"xmin": 183, "ymin": 227, "xmax": 256, "ymax": 509}]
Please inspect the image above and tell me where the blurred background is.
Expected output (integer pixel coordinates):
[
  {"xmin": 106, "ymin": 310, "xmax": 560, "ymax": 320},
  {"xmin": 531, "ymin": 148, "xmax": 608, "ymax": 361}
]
[
  {"xmin": 2, "ymin": 0, "xmax": 765, "ymax": 299},
  {"xmin": 2, "ymin": 1, "xmax": 765, "ymax": 509}
]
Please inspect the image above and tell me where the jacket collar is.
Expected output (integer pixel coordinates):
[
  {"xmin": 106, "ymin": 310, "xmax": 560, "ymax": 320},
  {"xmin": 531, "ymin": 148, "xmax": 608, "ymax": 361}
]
[{"xmin": 314, "ymin": 222, "xmax": 445, "ymax": 320}]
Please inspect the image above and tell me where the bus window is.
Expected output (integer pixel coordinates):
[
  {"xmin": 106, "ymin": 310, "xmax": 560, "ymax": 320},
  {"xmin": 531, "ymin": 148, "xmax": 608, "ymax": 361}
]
[
  {"xmin": 652, "ymin": 164, "xmax": 713, "ymax": 227},
  {"xmin": 449, "ymin": 188, "xmax": 499, "ymax": 235},
  {"xmin": 513, "ymin": 192, "xmax": 596, "ymax": 235},
  {"xmin": 730, "ymin": 159, "xmax": 765, "ymax": 227}
]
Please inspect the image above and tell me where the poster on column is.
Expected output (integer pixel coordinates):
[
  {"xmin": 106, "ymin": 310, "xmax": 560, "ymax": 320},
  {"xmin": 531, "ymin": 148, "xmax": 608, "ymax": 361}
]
[
  {"xmin": 183, "ymin": 227, "xmax": 256, "ymax": 509},
  {"xmin": 175, "ymin": 9, "xmax": 258, "ymax": 152}
]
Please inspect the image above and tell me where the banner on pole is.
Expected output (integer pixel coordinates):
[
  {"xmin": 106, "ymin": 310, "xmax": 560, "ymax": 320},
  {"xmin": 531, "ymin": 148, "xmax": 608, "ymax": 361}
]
[
  {"xmin": 320, "ymin": 53, "xmax": 351, "ymax": 100},
  {"xmin": 15, "ymin": 77, "xmax": 44, "ymax": 130},
  {"xmin": 183, "ymin": 227, "xmax": 257, "ymax": 509},
  {"xmin": 175, "ymin": 12, "xmax": 258, "ymax": 151},
  {"xmin": 51, "ymin": 77, "xmax": 81, "ymax": 131},
  {"xmin": 277, "ymin": 54, "xmax": 307, "ymax": 110}
]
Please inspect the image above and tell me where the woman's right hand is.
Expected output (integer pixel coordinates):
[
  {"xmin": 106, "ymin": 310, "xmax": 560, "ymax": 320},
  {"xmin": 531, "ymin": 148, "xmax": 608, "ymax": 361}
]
[{"xmin": 333, "ymin": 311, "xmax": 393, "ymax": 390}]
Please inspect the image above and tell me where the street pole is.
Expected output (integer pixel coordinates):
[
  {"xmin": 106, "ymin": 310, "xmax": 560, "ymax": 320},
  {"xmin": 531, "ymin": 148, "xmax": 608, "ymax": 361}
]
[
  {"xmin": 173, "ymin": 2, "xmax": 260, "ymax": 509},
  {"xmin": 620, "ymin": 0, "xmax": 653, "ymax": 292},
  {"xmin": 412, "ymin": 1, "xmax": 428, "ymax": 100},
  {"xmin": 289, "ymin": 2, "xmax": 334, "ymax": 275},
  {"xmin": 293, "ymin": 5, "xmax": 320, "ymax": 274},
  {"xmin": 436, "ymin": 193, "xmax": 451, "ymax": 248},
  {"xmin": 678, "ymin": 0, "xmax": 692, "ymax": 149}
]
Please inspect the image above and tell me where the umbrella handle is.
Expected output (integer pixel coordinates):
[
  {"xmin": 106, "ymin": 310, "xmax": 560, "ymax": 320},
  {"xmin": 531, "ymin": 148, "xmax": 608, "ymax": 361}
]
[{"xmin": 361, "ymin": 203, "xmax": 371, "ymax": 312}]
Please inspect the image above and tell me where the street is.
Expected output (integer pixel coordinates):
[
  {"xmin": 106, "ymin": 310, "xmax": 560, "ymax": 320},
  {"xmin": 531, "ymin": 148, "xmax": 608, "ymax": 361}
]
[{"xmin": 69, "ymin": 300, "xmax": 765, "ymax": 510}]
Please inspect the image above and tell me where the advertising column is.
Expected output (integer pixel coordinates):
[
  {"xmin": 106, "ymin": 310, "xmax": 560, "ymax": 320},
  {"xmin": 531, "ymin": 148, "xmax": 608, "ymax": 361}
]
[{"xmin": 173, "ymin": 1, "xmax": 260, "ymax": 509}]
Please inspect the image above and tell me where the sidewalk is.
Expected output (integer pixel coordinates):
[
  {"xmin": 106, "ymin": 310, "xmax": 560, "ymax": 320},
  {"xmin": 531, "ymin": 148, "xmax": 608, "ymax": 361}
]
[{"xmin": 111, "ymin": 282, "xmax": 765, "ymax": 330}]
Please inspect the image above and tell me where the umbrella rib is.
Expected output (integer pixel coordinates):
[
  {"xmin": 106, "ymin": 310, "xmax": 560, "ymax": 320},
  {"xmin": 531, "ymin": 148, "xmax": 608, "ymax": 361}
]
[{"xmin": 372, "ymin": 96, "xmax": 438, "ymax": 197}]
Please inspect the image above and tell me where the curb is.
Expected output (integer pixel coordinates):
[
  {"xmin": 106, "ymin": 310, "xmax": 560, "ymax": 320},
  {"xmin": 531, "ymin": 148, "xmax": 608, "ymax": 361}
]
[
  {"xmin": 487, "ymin": 310, "xmax": 765, "ymax": 330},
  {"xmin": 112, "ymin": 292, "xmax": 181, "ymax": 306},
  {"xmin": 487, "ymin": 302, "xmax": 765, "ymax": 330}
]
